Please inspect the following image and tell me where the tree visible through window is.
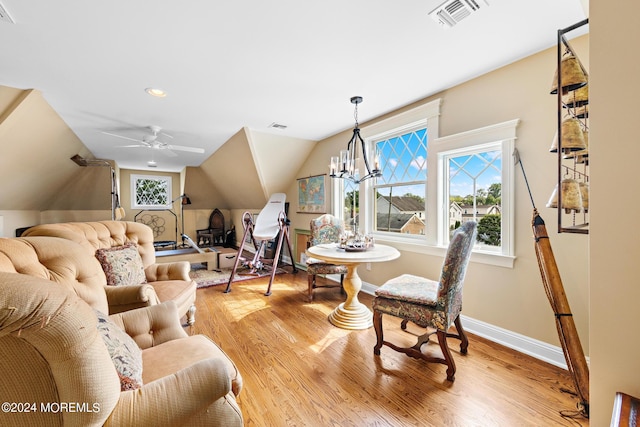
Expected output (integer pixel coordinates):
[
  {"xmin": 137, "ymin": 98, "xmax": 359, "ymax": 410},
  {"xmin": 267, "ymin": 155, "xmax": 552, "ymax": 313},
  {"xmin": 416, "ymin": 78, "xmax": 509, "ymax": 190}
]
[
  {"xmin": 332, "ymin": 100, "xmax": 516, "ymax": 263},
  {"xmin": 342, "ymin": 180, "xmax": 359, "ymax": 233},
  {"xmin": 373, "ymin": 127, "xmax": 427, "ymax": 235},
  {"xmin": 131, "ymin": 175, "xmax": 172, "ymax": 209},
  {"xmin": 445, "ymin": 146, "xmax": 502, "ymax": 249}
]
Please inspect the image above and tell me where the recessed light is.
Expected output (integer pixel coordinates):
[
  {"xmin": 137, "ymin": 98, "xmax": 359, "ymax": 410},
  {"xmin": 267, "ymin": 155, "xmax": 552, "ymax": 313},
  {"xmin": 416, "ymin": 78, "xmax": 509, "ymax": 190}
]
[{"xmin": 145, "ymin": 87, "xmax": 167, "ymax": 98}]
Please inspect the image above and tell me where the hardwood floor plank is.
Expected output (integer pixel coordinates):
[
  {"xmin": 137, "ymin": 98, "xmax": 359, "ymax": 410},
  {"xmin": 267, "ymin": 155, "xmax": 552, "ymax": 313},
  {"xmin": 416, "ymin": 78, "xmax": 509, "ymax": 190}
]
[{"xmin": 192, "ymin": 272, "xmax": 588, "ymax": 426}]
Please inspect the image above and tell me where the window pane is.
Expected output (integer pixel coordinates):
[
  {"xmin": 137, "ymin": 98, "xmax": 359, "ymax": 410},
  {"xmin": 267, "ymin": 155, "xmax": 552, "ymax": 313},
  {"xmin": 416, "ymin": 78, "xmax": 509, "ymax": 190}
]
[
  {"xmin": 374, "ymin": 184, "xmax": 426, "ymax": 234},
  {"xmin": 448, "ymin": 149, "xmax": 502, "ymax": 247},
  {"xmin": 343, "ymin": 179, "xmax": 359, "ymax": 233},
  {"xmin": 376, "ymin": 128, "xmax": 427, "ymax": 185},
  {"xmin": 133, "ymin": 175, "xmax": 171, "ymax": 208},
  {"xmin": 373, "ymin": 127, "xmax": 427, "ymax": 235}
]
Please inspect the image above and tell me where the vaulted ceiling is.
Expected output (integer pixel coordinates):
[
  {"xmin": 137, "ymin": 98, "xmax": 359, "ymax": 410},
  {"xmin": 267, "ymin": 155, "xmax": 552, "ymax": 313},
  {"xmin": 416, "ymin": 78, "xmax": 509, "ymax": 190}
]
[{"xmin": 0, "ymin": 0, "xmax": 587, "ymax": 172}]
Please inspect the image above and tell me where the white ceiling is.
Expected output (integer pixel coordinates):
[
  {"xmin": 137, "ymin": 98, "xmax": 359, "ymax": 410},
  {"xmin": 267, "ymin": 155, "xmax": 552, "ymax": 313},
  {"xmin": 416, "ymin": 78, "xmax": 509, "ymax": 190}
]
[{"xmin": 0, "ymin": 0, "xmax": 587, "ymax": 172}]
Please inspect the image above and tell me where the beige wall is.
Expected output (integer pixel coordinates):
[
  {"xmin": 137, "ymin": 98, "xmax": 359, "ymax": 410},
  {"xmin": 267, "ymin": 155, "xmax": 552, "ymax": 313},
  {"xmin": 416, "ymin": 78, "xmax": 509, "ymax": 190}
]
[
  {"xmin": 247, "ymin": 129, "xmax": 317, "ymax": 197},
  {"xmin": 5, "ymin": 8, "xmax": 638, "ymax": 420},
  {"xmin": 286, "ymin": 37, "xmax": 590, "ymax": 354},
  {"xmin": 0, "ymin": 87, "xmax": 93, "ymax": 211},
  {"xmin": 0, "ymin": 86, "xmax": 115, "ymax": 234},
  {"xmin": 199, "ymin": 128, "xmax": 267, "ymax": 210},
  {"xmin": 590, "ymin": 1, "xmax": 640, "ymax": 424},
  {"xmin": 118, "ymin": 169, "xmax": 181, "ymax": 243}
]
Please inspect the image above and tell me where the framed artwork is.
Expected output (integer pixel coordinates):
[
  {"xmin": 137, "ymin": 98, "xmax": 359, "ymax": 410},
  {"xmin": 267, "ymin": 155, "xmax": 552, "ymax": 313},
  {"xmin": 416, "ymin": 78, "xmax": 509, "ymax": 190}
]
[{"xmin": 297, "ymin": 174, "xmax": 326, "ymax": 213}]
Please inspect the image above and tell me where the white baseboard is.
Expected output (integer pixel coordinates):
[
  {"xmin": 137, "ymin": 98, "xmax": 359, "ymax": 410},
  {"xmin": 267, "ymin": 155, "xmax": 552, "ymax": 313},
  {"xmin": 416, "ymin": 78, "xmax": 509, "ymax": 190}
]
[
  {"xmin": 458, "ymin": 315, "xmax": 569, "ymax": 369},
  {"xmin": 359, "ymin": 279, "xmax": 575, "ymax": 370}
]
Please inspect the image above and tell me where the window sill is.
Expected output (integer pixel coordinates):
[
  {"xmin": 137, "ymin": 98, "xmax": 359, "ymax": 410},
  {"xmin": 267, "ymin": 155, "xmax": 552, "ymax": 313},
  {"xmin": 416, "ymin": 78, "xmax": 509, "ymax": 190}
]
[{"xmin": 375, "ymin": 237, "xmax": 516, "ymax": 269}]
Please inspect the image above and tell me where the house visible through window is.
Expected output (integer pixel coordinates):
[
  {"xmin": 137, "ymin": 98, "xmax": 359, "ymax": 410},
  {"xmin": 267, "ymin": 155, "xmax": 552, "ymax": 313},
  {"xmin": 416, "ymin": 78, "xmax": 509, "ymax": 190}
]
[
  {"xmin": 373, "ymin": 126, "xmax": 427, "ymax": 235},
  {"xmin": 131, "ymin": 174, "xmax": 172, "ymax": 209},
  {"xmin": 444, "ymin": 144, "xmax": 502, "ymax": 250},
  {"xmin": 435, "ymin": 120, "xmax": 519, "ymax": 259},
  {"xmin": 331, "ymin": 99, "xmax": 518, "ymax": 265}
]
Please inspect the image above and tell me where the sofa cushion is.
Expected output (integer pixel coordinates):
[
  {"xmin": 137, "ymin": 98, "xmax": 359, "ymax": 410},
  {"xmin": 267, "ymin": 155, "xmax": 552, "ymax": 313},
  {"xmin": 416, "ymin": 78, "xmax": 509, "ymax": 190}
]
[
  {"xmin": 96, "ymin": 243, "xmax": 147, "ymax": 287},
  {"xmin": 141, "ymin": 334, "xmax": 243, "ymax": 397},
  {"xmin": 95, "ymin": 309, "xmax": 143, "ymax": 391}
]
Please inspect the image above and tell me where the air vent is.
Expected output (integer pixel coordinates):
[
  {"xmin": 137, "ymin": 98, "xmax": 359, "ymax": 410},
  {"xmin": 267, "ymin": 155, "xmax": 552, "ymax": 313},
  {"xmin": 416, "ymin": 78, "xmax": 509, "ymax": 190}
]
[
  {"xmin": 428, "ymin": 0, "xmax": 488, "ymax": 28},
  {"xmin": 0, "ymin": 2, "xmax": 15, "ymax": 24},
  {"xmin": 269, "ymin": 122, "xmax": 288, "ymax": 130}
]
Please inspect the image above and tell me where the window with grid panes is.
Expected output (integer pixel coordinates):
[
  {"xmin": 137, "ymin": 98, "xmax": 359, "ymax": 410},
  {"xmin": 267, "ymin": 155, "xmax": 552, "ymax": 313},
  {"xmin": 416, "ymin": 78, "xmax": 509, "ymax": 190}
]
[
  {"xmin": 131, "ymin": 174, "xmax": 172, "ymax": 209},
  {"xmin": 373, "ymin": 126, "xmax": 427, "ymax": 235}
]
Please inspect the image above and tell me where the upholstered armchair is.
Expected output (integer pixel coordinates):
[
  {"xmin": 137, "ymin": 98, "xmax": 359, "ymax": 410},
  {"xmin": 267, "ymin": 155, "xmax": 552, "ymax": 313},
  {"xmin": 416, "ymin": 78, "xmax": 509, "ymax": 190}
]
[
  {"xmin": 0, "ymin": 272, "xmax": 243, "ymax": 426},
  {"xmin": 372, "ymin": 221, "xmax": 477, "ymax": 381},
  {"xmin": 22, "ymin": 221, "xmax": 197, "ymax": 325},
  {"xmin": 306, "ymin": 214, "xmax": 348, "ymax": 302}
]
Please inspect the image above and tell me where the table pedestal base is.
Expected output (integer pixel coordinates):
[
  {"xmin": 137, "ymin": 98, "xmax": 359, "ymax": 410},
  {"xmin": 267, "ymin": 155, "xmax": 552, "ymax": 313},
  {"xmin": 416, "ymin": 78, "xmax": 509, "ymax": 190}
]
[
  {"xmin": 327, "ymin": 264, "xmax": 373, "ymax": 330},
  {"xmin": 328, "ymin": 302, "xmax": 373, "ymax": 330},
  {"xmin": 305, "ymin": 245, "xmax": 400, "ymax": 331}
]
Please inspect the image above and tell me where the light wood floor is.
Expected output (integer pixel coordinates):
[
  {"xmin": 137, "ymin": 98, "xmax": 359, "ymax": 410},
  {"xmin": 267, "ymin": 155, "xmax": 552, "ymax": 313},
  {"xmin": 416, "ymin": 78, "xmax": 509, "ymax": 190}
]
[{"xmin": 191, "ymin": 272, "xmax": 589, "ymax": 427}]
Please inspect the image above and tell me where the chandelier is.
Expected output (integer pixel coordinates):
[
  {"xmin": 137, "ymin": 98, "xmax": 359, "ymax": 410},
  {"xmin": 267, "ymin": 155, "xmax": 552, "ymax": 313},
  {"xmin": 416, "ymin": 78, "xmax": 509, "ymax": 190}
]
[{"xmin": 329, "ymin": 96, "xmax": 381, "ymax": 184}]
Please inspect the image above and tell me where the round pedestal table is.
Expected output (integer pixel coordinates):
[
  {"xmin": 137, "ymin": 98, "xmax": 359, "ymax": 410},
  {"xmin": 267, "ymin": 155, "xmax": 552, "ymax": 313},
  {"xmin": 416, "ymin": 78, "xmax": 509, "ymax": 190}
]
[{"xmin": 306, "ymin": 243, "xmax": 400, "ymax": 330}]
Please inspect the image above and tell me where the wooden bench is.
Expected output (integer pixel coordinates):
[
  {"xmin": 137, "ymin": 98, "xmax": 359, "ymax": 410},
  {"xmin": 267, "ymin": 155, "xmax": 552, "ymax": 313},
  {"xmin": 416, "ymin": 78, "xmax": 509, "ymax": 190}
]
[{"xmin": 156, "ymin": 248, "xmax": 219, "ymax": 270}]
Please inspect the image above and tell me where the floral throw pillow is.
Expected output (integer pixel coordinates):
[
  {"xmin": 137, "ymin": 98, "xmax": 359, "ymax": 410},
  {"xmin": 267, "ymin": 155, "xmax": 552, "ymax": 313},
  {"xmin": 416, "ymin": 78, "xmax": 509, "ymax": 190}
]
[
  {"xmin": 94, "ymin": 309, "xmax": 143, "ymax": 391},
  {"xmin": 95, "ymin": 243, "xmax": 147, "ymax": 287}
]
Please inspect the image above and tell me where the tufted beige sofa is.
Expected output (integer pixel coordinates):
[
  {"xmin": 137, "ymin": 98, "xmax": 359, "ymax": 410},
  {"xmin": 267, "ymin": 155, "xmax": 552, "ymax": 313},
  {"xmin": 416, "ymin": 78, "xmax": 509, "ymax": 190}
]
[
  {"xmin": 0, "ymin": 235, "xmax": 243, "ymax": 426},
  {"xmin": 22, "ymin": 221, "xmax": 197, "ymax": 325}
]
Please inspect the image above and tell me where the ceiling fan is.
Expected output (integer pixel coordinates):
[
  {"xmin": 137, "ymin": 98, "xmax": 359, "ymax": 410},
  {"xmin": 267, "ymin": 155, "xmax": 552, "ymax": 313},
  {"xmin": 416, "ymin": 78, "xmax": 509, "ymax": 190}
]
[{"xmin": 102, "ymin": 125, "xmax": 205, "ymax": 157}]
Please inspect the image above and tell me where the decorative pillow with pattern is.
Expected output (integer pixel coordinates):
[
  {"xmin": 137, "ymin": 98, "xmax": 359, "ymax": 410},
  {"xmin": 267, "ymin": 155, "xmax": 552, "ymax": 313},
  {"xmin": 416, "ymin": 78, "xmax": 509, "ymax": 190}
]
[
  {"xmin": 95, "ymin": 243, "xmax": 147, "ymax": 287},
  {"xmin": 94, "ymin": 309, "xmax": 143, "ymax": 391}
]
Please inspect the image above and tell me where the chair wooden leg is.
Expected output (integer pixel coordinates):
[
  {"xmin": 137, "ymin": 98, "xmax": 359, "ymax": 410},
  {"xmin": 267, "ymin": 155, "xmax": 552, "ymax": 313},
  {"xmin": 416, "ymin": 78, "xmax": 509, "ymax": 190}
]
[
  {"xmin": 186, "ymin": 304, "xmax": 196, "ymax": 326},
  {"xmin": 308, "ymin": 273, "xmax": 315, "ymax": 302},
  {"xmin": 436, "ymin": 330, "xmax": 457, "ymax": 381},
  {"xmin": 373, "ymin": 310, "xmax": 384, "ymax": 355},
  {"xmin": 454, "ymin": 315, "xmax": 469, "ymax": 354}
]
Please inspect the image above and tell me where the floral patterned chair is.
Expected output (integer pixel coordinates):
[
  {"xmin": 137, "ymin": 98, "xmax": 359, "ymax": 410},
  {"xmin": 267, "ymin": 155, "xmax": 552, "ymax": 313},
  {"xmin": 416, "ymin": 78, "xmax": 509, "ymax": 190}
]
[
  {"xmin": 306, "ymin": 214, "xmax": 348, "ymax": 302},
  {"xmin": 372, "ymin": 221, "xmax": 477, "ymax": 381}
]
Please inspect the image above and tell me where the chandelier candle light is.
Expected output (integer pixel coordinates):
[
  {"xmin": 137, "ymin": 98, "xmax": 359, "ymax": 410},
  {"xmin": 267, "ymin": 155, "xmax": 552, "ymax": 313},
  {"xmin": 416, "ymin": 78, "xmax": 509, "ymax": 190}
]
[
  {"xmin": 330, "ymin": 96, "xmax": 381, "ymax": 251},
  {"xmin": 330, "ymin": 96, "xmax": 382, "ymax": 184}
]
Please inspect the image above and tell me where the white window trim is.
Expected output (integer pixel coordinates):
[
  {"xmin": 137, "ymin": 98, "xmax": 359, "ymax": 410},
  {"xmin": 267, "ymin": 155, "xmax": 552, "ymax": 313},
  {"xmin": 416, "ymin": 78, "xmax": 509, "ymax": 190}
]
[
  {"xmin": 373, "ymin": 117, "xmax": 519, "ymax": 269},
  {"xmin": 360, "ymin": 99, "xmax": 441, "ymax": 238},
  {"xmin": 131, "ymin": 174, "xmax": 173, "ymax": 209},
  {"xmin": 331, "ymin": 98, "xmax": 519, "ymax": 268},
  {"xmin": 433, "ymin": 119, "xmax": 520, "ymax": 267}
]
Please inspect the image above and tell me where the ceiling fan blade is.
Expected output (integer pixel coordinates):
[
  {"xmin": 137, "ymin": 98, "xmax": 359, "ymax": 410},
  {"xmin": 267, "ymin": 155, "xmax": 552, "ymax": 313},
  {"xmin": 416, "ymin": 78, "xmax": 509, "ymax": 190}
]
[
  {"xmin": 159, "ymin": 149, "xmax": 178, "ymax": 157},
  {"xmin": 167, "ymin": 144, "xmax": 205, "ymax": 153},
  {"xmin": 118, "ymin": 144, "xmax": 145, "ymax": 148},
  {"xmin": 101, "ymin": 131, "xmax": 142, "ymax": 143}
]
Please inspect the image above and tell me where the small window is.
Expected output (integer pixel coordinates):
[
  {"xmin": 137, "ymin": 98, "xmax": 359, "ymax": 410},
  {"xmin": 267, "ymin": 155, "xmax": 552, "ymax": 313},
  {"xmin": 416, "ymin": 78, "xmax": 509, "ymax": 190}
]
[
  {"xmin": 443, "ymin": 144, "xmax": 502, "ymax": 251},
  {"xmin": 434, "ymin": 119, "xmax": 519, "ymax": 258},
  {"xmin": 131, "ymin": 174, "xmax": 172, "ymax": 209}
]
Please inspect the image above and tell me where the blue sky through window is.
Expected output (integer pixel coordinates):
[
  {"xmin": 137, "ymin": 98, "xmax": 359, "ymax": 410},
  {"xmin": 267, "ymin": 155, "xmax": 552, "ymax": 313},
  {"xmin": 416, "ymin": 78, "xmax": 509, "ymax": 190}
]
[{"xmin": 449, "ymin": 150, "xmax": 501, "ymax": 198}]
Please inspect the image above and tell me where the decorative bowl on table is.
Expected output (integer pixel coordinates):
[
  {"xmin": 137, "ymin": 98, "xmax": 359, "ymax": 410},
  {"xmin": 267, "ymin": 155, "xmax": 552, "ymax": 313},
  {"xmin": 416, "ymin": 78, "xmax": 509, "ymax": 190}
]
[{"xmin": 339, "ymin": 232, "xmax": 374, "ymax": 252}]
